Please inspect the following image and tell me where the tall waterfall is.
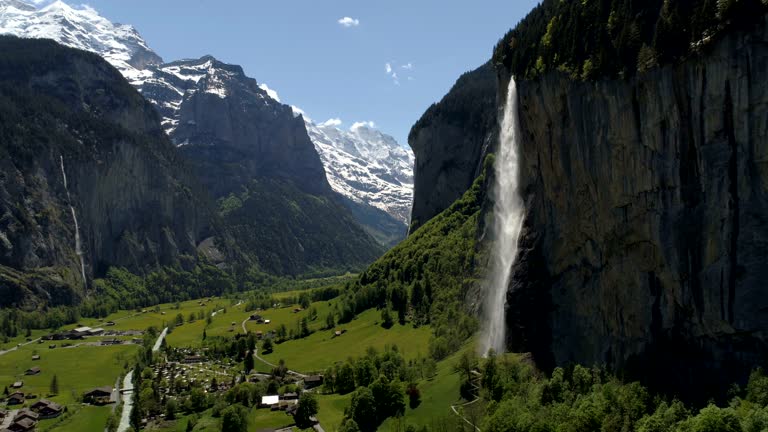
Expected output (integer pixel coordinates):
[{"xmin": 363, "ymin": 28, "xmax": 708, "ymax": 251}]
[
  {"xmin": 480, "ymin": 78, "xmax": 525, "ymax": 356},
  {"xmin": 60, "ymin": 156, "xmax": 87, "ymax": 289}
]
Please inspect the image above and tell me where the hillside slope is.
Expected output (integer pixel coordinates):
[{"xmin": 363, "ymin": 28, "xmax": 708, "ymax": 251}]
[{"xmin": 0, "ymin": 36, "xmax": 228, "ymax": 307}]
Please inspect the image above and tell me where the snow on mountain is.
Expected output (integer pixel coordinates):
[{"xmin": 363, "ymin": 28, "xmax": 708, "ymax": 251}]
[
  {"xmin": 0, "ymin": 0, "xmax": 163, "ymax": 80},
  {"xmin": 305, "ymin": 119, "xmax": 414, "ymax": 224},
  {"xmin": 0, "ymin": 0, "xmax": 415, "ymax": 227}
]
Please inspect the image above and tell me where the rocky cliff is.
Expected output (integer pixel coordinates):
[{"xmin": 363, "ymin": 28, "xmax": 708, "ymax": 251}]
[
  {"xmin": 0, "ymin": 37, "xmax": 226, "ymax": 307},
  {"xmin": 505, "ymin": 14, "xmax": 768, "ymax": 398},
  {"xmin": 408, "ymin": 62, "xmax": 497, "ymax": 232},
  {"xmin": 145, "ymin": 56, "xmax": 382, "ymax": 275}
]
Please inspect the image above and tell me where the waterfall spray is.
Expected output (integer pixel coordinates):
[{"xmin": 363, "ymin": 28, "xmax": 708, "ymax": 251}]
[
  {"xmin": 60, "ymin": 156, "xmax": 87, "ymax": 289},
  {"xmin": 480, "ymin": 78, "xmax": 525, "ymax": 356}
]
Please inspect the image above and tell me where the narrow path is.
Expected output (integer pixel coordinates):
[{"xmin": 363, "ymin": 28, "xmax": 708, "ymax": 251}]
[
  {"xmin": 241, "ymin": 318, "xmax": 249, "ymax": 335},
  {"xmin": 0, "ymin": 409, "xmax": 18, "ymax": 430},
  {"xmin": 116, "ymin": 370, "xmax": 134, "ymax": 432},
  {"xmin": 450, "ymin": 397, "xmax": 482, "ymax": 431},
  {"xmin": 0, "ymin": 338, "xmax": 41, "ymax": 357},
  {"xmin": 152, "ymin": 327, "xmax": 168, "ymax": 352},
  {"xmin": 253, "ymin": 347, "xmax": 308, "ymax": 379}
]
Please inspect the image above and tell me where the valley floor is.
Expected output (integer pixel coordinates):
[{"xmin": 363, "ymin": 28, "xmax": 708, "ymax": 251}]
[{"xmin": 0, "ymin": 285, "xmax": 466, "ymax": 432}]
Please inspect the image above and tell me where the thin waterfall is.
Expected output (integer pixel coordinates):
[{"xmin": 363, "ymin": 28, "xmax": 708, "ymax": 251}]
[
  {"xmin": 480, "ymin": 78, "xmax": 525, "ymax": 356},
  {"xmin": 60, "ymin": 156, "xmax": 87, "ymax": 289}
]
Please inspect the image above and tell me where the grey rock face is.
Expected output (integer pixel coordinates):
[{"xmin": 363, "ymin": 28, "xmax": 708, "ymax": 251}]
[
  {"xmin": 507, "ymin": 17, "xmax": 768, "ymax": 398},
  {"xmin": 0, "ymin": 38, "xmax": 222, "ymax": 307},
  {"xmin": 167, "ymin": 57, "xmax": 329, "ymax": 197},
  {"xmin": 408, "ymin": 62, "xmax": 498, "ymax": 232}
]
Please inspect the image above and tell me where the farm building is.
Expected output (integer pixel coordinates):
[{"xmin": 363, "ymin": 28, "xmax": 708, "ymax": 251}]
[
  {"xmin": 7, "ymin": 392, "xmax": 24, "ymax": 405},
  {"xmin": 304, "ymin": 375, "xmax": 323, "ymax": 388},
  {"xmin": 31, "ymin": 400, "xmax": 63, "ymax": 419},
  {"xmin": 83, "ymin": 387, "xmax": 113, "ymax": 405},
  {"xmin": 260, "ymin": 395, "xmax": 279, "ymax": 407}
]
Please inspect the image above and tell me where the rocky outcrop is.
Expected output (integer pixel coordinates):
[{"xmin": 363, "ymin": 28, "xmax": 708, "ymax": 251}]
[
  {"xmin": 408, "ymin": 62, "xmax": 498, "ymax": 231},
  {"xmin": 153, "ymin": 56, "xmax": 382, "ymax": 275},
  {"xmin": 506, "ymin": 15, "xmax": 768, "ymax": 399},
  {"xmin": 0, "ymin": 37, "xmax": 226, "ymax": 307}
]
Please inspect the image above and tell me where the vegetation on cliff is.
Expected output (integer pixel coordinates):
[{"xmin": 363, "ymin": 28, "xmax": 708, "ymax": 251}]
[
  {"xmin": 336, "ymin": 156, "xmax": 493, "ymax": 361},
  {"xmin": 467, "ymin": 352, "xmax": 768, "ymax": 432},
  {"xmin": 493, "ymin": 0, "xmax": 768, "ymax": 80}
]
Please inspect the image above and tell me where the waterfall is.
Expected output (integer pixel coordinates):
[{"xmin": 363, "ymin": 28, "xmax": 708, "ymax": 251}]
[
  {"xmin": 480, "ymin": 78, "xmax": 525, "ymax": 356},
  {"xmin": 60, "ymin": 156, "xmax": 87, "ymax": 289}
]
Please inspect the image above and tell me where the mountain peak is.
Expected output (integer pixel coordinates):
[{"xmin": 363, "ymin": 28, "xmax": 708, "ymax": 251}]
[
  {"xmin": 0, "ymin": 0, "xmax": 35, "ymax": 11},
  {"xmin": 0, "ymin": 0, "xmax": 163, "ymax": 77}
]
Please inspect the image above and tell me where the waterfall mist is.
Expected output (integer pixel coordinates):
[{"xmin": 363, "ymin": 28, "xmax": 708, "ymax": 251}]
[{"xmin": 480, "ymin": 78, "xmax": 525, "ymax": 356}]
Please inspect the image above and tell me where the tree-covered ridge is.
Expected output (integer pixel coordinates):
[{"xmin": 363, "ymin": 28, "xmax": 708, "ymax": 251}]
[
  {"xmin": 494, "ymin": 0, "xmax": 768, "ymax": 80},
  {"xmin": 339, "ymin": 156, "xmax": 493, "ymax": 361}
]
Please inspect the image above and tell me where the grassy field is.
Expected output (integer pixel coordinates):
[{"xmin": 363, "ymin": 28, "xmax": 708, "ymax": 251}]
[
  {"xmin": 315, "ymin": 393, "xmax": 351, "ymax": 431},
  {"xmin": 39, "ymin": 405, "xmax": 113, "ymax": 432},
  {"xmin": 0, "ymin": 343, "xmax": 135, "ymax": 405},
  {"xmin": 381, "ymin": 347, "xmax": 467, "ymax": 431},
  {"xmin": 249, "ymin": 406, "xmax": 295, "ymax": 430},
  {"xmin": 261, "ymin": 308, "xmax": 432, "ymax": 373}
]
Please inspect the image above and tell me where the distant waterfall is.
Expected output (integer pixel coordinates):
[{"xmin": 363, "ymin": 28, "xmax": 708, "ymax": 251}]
[
  {"xmin": 60, "ymin": 156, "xmax": 87, "ymax": 289},
  {"xmin": 480, "ymin": 79, "xmax": 525, "ymax": 356}
]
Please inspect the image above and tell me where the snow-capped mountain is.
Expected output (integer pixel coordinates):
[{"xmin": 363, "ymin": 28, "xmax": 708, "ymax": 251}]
[
  {"xmin": 306, "ymin": 120, "xmax": 414, "ymax": 224},
  {"xmin": 0, "ymin": 0, "xmax": 414, "ymax": 231},
  {"xmin": 0, "ymin": 0, "xmax": 162, "ymax": 79}
]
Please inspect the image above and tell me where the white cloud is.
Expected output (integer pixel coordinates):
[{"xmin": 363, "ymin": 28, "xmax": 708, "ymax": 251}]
[
  {"xmin": 385, "ymin": 62, "xmax": 400, "ymax": 85},
  {"xmin": 351, "ymin": 121, "xmax": 376, "ymax": 131},
  {"xmin": 320, "ymin": 118, "xmax": 343, "ymax": 128},
  {"xmin": 258, "ymin": 83, "xmax": 280, "ymax": 102},
  {"xmin": 401, "ymin": 63, "xmax": 413, "ymax": 70},
  {"xmin": 337, "ymin": 17, "xmax": 360, "ymax": 27},
  {"xmin": 407, "ymin": 76, "xmax": 415, "ymax": 81}
]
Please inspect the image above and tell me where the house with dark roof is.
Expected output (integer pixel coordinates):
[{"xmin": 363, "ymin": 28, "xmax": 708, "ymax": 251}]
[
  {"xmin": 13, "ymin": 409, "xmax": 39, "ymax": 423},
  {"xmin": 8, "ymin": 417, "xmax": 36, "ymax": 432},
  {"xmin": 31, "ymin": 399, "xmax": 63, "ymax": 419},
  {"xmin": 303, "ymin": 375, "xmax": 323, "ymax": 388},
  {"xmin": 6, "ymin": 392, "xmax": 24, "ymax": 405},
  {"xmin": 25, "ymin": 366, "xmax": 41, "ymax": 375},
  {"xmin": 83, "ymin": 387, "xmax": 113, "ymax": 405}
]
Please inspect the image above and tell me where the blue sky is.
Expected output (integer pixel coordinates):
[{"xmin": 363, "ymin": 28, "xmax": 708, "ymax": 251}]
[{"xmin": 83, "ymin": 0, "xmax": 539, "ymax": 147}]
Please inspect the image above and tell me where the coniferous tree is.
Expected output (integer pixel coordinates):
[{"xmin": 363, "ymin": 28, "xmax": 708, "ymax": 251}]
[{"xmin": 50, "ymin": 374, "xmax": 59, "ymax": 395}]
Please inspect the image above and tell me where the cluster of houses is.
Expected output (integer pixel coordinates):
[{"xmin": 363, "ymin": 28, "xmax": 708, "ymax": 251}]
[
  {"xmin": 249, "ymin": 314, "xmax": 271, "ymax": 325},
  {"xmin": 260, "ymin": 392, "xmax": 299, "ymax": 414},
  {"xmin": 43, "ymin": 326, "xmax": 142, "ymax": 342},
  {"xmin": 42, "ymin": 326, "xmax": 104, "ymax": 341},
  {"xmin": 0, "ymin": 400, "xmax": 63, "ymax": 431}
]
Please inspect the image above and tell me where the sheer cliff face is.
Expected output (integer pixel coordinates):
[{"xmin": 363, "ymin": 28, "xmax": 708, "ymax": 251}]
[
  {"xmin": 408, "ymin": 62, "xmax": 497, "ymax": 231},
  {"xmin": 508, "ymin": 17, "xmax": 768, "ymax": 397},
  {"xmin": 0, "ymin": 38, "xmax": 221, "ymax": 307}
]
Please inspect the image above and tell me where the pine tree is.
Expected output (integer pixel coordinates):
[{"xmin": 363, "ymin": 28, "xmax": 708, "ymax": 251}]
[
  {"xmin": 202, "ymin": 329, "xmax": 207, "ymax": 340},
  {"xmin": 50, "ymin": 374, "xmax": 59, "ymax": 395},
  {"xmin": 243, "ymin": 350, "xmax": 254, "ymax": 373}
]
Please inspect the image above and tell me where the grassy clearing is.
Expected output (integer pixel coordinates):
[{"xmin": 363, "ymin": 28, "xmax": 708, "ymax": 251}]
[
  {"xmin": 41, "ymin": 405, "xmax": 112, "ymax": 432},
  {"xmin": 261, "ymin": 308, "xmax": 431, "ymax": 373},
  {"xmin": 248, "ymin": 406, "xmax": 295, "ymax": 430},
  {"xmin": 382, "ymin": 347, "xmax": 467, "ymax": 431},
  {"xmin": 315, "ymin": 393, "xmax": 351, "ymax": 431},
  {"xmin": 0, "ymin": 343, "xmax": 135, "ymax": 406}
]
